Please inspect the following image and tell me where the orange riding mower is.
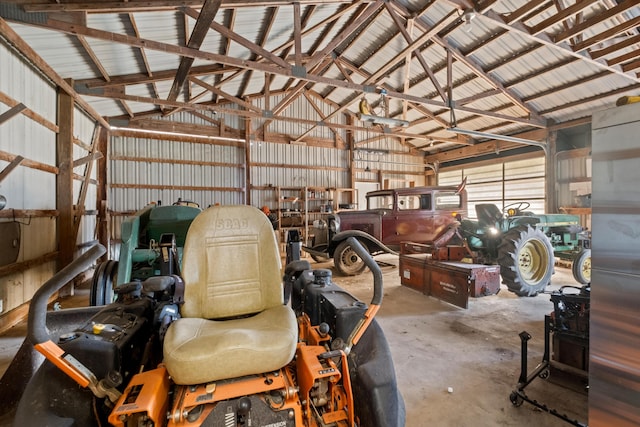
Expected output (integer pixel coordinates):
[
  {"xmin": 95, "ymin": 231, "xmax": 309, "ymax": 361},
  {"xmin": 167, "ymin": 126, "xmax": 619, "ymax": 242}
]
[{"xmin": 4, "ymin": 205, "xmax": 405, "ymax": 427}]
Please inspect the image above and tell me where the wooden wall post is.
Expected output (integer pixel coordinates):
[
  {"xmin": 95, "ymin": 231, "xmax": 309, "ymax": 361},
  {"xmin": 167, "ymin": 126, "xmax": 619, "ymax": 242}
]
[
  {"xmin": 245, "ymin": 117, "xmax": 251, "ymax": 206},
  {"xmin": 96, "ymin": 126, "xmax": 109, "ymax": 261},
  {"xmin": 546, "ymin": 131, "xmax": 557, "ymax": 213},
  {"xmin": 56, "ymin": 79, "xmax": 75, "ymax": 295}
]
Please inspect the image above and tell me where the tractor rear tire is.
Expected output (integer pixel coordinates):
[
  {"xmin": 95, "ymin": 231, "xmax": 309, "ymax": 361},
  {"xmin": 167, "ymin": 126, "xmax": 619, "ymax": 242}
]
[
  {"xmin": 572, "ymin": 249, "xmax": 591, "ymax": 284},
  {"xmin": 334, "ymin": 239, "xmax": 368, "ymax": 276},
  {"xmin": 90, "ymin": 260, "xmax": 118, "ymax": 306},
  {"xmin": 498, "ymin": 225, "xmax": 554, "ymax": 297}
]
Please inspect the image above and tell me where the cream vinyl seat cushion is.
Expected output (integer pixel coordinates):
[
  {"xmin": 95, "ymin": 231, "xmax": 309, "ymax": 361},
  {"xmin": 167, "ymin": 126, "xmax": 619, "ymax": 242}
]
[{"xmin": 163, "ymin": 205, "xmax": 297, "ymax": 385}]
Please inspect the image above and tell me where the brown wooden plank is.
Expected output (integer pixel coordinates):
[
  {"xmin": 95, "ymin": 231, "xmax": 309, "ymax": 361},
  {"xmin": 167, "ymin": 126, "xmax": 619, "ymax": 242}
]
[
  {"xmin": 0, "ymin": 155, "xmax": 24, "ymax": 183},
  {"xmin": 56, "ymin": 79, "xmax": 75, "ymax": 292},
  {"xmin": 0, "ymin": 103, "xmax": 26, "ymax": 125},
  {"xmin": 590, "ymin": 34, "xmax": 640, "ymax": 59},
  {"xmin": 0, "ymin": 150, "xmax": 58, "ymax": 174},
  {"xmin": 0, "ymin": 19, "xmax": 109, "ymax": 129},
  {"xmin": 0, "ymin": 209, "xmax": 58, "ymax": 218},
  {"xmin": 0, "ymin": 251, "xmax": 58, "ymax": 278},
  {"xmin": 502, "ymin": 0, "xmax": 549, "ymax": 24},
  {"xmin": 72, "ymin": 152, "xmax": 103, "ymax": 168},
  {"xmin": 21, "ymin": 0, "xmax": 355, "ymax": 13},
  {"xmin": 96, "ymin": 127, "xmax": 108, "ymax": 263},
  {"xmin": 167, "ymin": 0, "xmax": 222, "ymax": 102},
  {"xmin": 110, "ymin": 183, "xmax": 245, "ymax": 192},
  {"xmin": 74, "ymin": 126, "xmax": 101, "ymax": 232},
  {"xmin": 553, "ymin": 0, "xmax": 640, "ymax": 44},
  {"xmin": 111, "ymin": 154, "xmax": 243, "ymax": 168},
  {"xmin": 0, "ymin": 92, "xmax": 58, "ymax": 132},
  {"xmin": 529, "ymin": 0, "xmax": 594, "ymax": 35}
]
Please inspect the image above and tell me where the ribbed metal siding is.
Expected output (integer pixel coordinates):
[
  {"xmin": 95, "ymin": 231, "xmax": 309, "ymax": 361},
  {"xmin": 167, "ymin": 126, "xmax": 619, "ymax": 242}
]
[
  {"xmin": 556, "ymin": 151, "xmax": 591, "ymax": 209},
  {"xmin": 0, "ymin": 41, "xmax": 59, "ymax": 312},
  {"xmin": 439, "ymin": 156, "xmax": 546, "ymax": 218},
  {"xmin": 110, "ymin": 135, "xmax": 245, "ymax": 213},
  {"xmin": 0, "ymin": 41, "xmax": 57, "ymax": 210},
  {"xmin": 250, "ymin": 142, "xmax": 350, "ymax": 209}
]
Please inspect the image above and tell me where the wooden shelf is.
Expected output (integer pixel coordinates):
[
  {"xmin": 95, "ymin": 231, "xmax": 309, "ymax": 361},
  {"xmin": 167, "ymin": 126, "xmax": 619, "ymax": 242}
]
[
  {"xmin": 559, "ymin": 207, "xmax": 592, "ymax": 215},
  {"xmin": 275, "ymin": 186, "xmax": 357, "ymax": 249}
]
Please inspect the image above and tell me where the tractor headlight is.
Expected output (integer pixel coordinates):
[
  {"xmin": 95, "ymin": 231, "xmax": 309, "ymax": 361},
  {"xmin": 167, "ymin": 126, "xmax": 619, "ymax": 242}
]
[{"xmin": 488, "ymin": 227, "xmax": 499, "ymax": 236}]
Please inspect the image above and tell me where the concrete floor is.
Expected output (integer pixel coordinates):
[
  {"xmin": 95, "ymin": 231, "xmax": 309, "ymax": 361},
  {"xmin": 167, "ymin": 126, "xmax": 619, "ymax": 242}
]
[
  {"xmin": 0, "ymin": 255, "xmax": 588, "ymax": 426},
  {"xmin": 330, "ymin": 255, "xmax": 588, "ymax": 427}
]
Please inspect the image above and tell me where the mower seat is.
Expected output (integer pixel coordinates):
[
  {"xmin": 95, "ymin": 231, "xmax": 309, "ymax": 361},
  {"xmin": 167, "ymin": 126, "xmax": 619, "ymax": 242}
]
[{"xmin": 163, "ymin": 205, "xmax": 297, "ymax": 385}]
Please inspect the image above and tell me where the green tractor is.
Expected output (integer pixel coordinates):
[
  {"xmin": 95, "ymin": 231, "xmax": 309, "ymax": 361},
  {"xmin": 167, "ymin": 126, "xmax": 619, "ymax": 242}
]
[
  {"xmin": 90, "ymin": 200, "xmax": 201, "ymax": 305},
  {"xmin": 460, "ymin": 202, "xmax": 591, "ymax": 297}
]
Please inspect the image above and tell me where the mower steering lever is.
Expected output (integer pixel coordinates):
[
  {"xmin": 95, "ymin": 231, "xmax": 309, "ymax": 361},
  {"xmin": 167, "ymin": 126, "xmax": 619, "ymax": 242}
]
[{"xmin": 343, "ymin": 237, "xmax": 383, "ymax": 354}]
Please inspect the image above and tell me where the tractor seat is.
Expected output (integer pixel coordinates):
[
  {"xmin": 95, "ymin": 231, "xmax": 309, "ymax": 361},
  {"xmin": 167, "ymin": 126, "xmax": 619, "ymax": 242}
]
[
  {"xmin": 163, "ymin": 205, "xmax": 297, "ymax": 385},
  {"xmin": 475, "ymin": 204, "xmax": 503, "ymax": 228}
]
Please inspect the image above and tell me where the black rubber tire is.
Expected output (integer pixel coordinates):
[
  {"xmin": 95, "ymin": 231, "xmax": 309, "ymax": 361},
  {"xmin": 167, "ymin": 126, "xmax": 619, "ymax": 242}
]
[
  {"xmin": 334, "ymin": 240, "xmax": 368, "ymax": 276},
  {"xmin": 498, "ymin": 225, "xmax": 554, "ymax": 297},
  {"xmin": 572, "ymin": 249, "xmax": 591, "ymax": 284},
  {"xmin": 90, "ymin": 260, "xmax": 118, "ymax": 306}
]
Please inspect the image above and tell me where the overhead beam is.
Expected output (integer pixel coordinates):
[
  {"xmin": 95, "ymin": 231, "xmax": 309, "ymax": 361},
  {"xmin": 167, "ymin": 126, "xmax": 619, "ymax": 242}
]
[
  {"xmin": 182, "ymin": 6, "xmax": 290, "ymax": 69},
  {"xmin": 6, "ymin": 13, "xmax": 545, "ymax": 128},
  {"xmin": 190, "ymin": 77, "xmax": 262, "ymax": 113},
  {"xmin": 20, "ymin": 0, "xmax": 356, "ymax": 13},
  {"xmin": 481, "ymin": 9, "xmax": 640, "ymax": 85},
  {"xmin": 528, "ymin": 0, "xmax": 595, "ymax": 35},
  {"xmin": 553, "ymin": 0, "xmax": 640, "ymax": 44},
  {"xmin": 0, "ymin": 18, "xmax": 109, "ymax": 128},
  {"xmin": 384, "ymin": 2, "xmax": 447, "ymax": 102},
  {"xmin": 167, "ymin": 0, "xmax": 222, "ymax": 102}
]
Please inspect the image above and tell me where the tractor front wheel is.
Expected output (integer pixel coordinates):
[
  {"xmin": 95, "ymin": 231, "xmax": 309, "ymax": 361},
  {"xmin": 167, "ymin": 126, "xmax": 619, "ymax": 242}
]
[
  {"xmin": 572, "ymin": 249, "xmax": 591, "ymax": 284},
  {"xmin": 334, "ymin": 240, "xmax": 368, "ymax": 276},
  {"xmin": 498, "ymin": 225, "xmax": 554, "ymax": 297}
]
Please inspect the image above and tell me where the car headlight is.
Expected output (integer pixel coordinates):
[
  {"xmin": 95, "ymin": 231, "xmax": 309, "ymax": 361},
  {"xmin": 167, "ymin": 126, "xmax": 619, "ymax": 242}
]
[{"xmin": 329, "ymin": 216, "xmax": 340, "ymax": 233}]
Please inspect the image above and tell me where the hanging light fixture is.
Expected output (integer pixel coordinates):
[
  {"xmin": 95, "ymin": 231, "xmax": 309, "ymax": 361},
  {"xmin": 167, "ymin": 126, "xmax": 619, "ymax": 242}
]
[
  {"xmin": 463, "ymin": 8, "xmax": 476, "ymax": 32},
  {"xmin": 446, "ymin": 127, "xmax": 546, "ymax": 149}
]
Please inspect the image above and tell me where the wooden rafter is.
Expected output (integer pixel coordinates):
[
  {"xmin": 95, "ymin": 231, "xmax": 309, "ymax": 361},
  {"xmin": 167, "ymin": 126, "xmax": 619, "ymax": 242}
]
[
  {"xmin": 20, "ymin": 0, "xmax": 356, "ymax": 13},
  {"xmin": 0, "ymin": 18, "xmax": 109, "ymax": 128},
  {"xmin": 238, "ymin": 6, "xmax": 279, "ymax": 98},
  {"xmin": 529, "ymin": 0, "xmax": 595, "ymax": 35},
  {"xmin": 5, "ymin": 0, "xmax": 640, "ymax": 155},
  {"xmin": 384, "ymin": 2, "xmax": 447, "ymax": 102},
  {"xmin": 553, "ymin": 0, "xmax": 639, "ymax": 44},
  {"xmin": 167, "ymin": 0, "xmax": 222, "ymax": 102},
  {"xmin": 190, "ymin": 77, "xmax": 262, "ymax": 113},
  {"xmin": 483, "ymin": 9, "xmax": 640, "ymax": 85}
]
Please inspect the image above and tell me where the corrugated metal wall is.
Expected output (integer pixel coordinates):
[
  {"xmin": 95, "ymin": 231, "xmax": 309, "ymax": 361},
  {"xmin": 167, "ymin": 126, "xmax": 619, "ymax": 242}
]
[
  {"xmin": 109, "ymin": 99, "xmax": 427, "ymax": 221},
  {"xmin": 556, "ymin": 149, "xmax": 591, "ymax": 206},
  {"xmin": 0, "ymin": 40, "xmax": 99, "ymax": 317},
  {"xmin": 439, "ymin": 156, "xmax": 546, "ymax": 218},
  {"xmin": 353, "ymin": 130, "xmax": 426, "ymax": 187},
  {"xmin": 250, "ymin": 142, "xmax": 351, "ymax": 209}
]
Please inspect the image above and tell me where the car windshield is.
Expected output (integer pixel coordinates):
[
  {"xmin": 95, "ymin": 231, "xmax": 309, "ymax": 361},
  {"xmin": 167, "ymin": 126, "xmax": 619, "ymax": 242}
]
[{"xmin": 435, "ymin": 191, "xmax": 462, "ymax": 210}]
